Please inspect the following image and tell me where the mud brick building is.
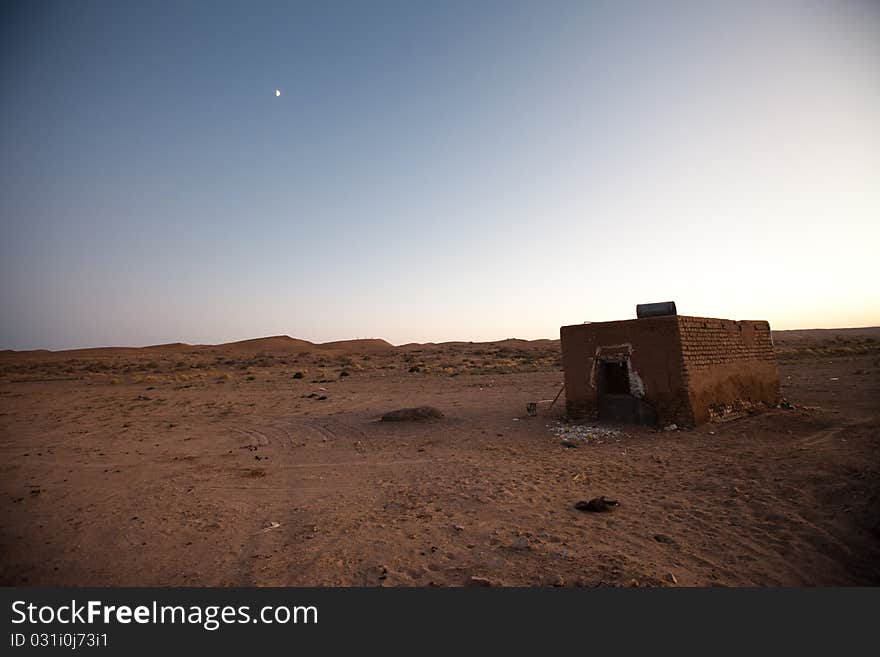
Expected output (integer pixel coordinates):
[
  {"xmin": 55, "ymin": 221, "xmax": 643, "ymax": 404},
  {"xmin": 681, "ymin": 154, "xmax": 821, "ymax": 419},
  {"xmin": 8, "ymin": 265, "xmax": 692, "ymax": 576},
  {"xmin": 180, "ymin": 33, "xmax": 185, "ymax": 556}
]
[{"xmin": 560, "ymin": 315, "xmax": 780, "ymax": 427}]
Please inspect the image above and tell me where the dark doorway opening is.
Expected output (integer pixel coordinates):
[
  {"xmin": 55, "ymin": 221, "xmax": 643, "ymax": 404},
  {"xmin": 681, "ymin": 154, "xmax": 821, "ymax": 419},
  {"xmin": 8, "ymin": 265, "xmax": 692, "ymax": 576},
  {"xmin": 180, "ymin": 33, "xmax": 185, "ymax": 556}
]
[
  {"xmin": 598, "ymin": 359, "xmax": 634, "ymax": 422},
  {"xmin": 597, "ymin": 358, "xmax": 655, "ymax": 424},
  {"xmin": 600, "ymin": 361, "xmax": 630, "ymax": 395},
  {"xmin": 598, "ymin": 360, "xmax": 636, "ymax": 422}
]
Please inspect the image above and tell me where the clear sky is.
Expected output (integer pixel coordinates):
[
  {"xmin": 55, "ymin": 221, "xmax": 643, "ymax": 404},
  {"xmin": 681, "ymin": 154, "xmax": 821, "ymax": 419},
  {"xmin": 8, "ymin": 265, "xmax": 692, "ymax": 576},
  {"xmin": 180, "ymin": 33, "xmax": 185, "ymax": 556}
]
[{"xmin": 1, "ymin": 0, "xmax": 878, "ymax": 350}]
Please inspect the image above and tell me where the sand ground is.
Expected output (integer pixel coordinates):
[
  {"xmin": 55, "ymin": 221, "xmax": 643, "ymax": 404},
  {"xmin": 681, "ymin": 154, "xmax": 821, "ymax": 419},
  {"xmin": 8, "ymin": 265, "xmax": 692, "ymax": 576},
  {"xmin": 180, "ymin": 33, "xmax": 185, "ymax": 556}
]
[{"xmin": 1, "ymin": 330, "xmax": 878, "ymax": 586}]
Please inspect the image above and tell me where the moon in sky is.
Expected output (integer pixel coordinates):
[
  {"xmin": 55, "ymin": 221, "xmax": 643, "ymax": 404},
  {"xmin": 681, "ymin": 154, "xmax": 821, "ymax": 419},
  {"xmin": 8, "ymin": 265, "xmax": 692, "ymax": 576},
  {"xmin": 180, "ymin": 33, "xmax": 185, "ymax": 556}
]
[{"xmin": 275, "ymin": 89, "xmax": 281, "ymax": 97}]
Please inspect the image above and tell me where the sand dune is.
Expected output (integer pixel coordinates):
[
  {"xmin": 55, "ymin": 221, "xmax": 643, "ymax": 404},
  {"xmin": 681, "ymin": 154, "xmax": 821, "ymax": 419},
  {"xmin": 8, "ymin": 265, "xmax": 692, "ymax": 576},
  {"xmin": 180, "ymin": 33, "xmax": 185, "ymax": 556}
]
[
  {"xmin": 318, "ymin": 339, "xmax": 394, "ymax": 353},
  {"xmin": 216, "ymin": 335, "xmax": 319, "ymax": 353},
  {"xmin": 771, "ymin": 326, "xmax": 880, "ymax": 345}
]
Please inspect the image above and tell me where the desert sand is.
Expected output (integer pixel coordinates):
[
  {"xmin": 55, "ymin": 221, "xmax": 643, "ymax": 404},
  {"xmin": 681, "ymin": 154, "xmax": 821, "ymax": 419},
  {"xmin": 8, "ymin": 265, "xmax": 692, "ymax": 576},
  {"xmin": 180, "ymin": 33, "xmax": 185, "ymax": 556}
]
[{"xmin": 1, "ymin": 329, "xmax": 878, "ymax": 586}]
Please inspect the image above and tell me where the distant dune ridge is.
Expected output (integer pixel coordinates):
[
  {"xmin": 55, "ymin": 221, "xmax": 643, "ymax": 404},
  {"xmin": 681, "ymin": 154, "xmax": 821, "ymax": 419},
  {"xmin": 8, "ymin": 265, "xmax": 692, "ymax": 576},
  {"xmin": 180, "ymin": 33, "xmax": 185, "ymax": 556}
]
[
  {"xmin": 215, "ymin": 336, "xmax": 396, "ymax": 354},
  {"xmin": 215, "ymin": 335, "xmax": 321, "ymax": 353},
  {"xmin": 1, "ymin": 327, "xmax": 878, "ymax": 358}
]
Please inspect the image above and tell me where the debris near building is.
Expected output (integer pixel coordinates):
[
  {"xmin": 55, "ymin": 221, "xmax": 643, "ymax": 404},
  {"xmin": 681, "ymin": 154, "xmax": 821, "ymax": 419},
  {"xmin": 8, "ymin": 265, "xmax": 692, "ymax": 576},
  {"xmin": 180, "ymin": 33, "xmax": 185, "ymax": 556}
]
[{"xmin": 548, "ymin": 421, "xmax": 623, "ymax": 445}]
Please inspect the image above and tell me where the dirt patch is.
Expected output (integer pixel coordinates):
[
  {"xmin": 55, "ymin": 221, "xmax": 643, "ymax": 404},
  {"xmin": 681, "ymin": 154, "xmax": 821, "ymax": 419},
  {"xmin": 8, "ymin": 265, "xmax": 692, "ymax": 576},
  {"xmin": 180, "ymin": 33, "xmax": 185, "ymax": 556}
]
[
  {"xmin": 380, "ymin": 406, "xmax": 445, "ymax": 422},
  {"xmin": 0, "ymin": 332, "xmax": 878, "ymax": 586}
]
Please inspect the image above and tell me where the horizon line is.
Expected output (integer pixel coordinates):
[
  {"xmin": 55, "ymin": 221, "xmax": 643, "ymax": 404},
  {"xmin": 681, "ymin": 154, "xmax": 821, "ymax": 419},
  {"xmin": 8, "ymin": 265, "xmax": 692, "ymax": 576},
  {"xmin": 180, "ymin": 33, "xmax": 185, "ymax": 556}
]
[{"xmin": 4, "ymin": 322, "xmax": 879, "ymax": 354}]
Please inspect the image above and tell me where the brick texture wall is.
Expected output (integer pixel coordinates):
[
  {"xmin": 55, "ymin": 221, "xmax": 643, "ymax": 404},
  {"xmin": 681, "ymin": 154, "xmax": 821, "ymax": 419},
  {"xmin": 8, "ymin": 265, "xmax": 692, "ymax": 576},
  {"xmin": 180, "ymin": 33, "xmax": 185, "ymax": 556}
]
[{"xmin": 678, "ymin": 317, "xmax": 780, "ymax": 424}]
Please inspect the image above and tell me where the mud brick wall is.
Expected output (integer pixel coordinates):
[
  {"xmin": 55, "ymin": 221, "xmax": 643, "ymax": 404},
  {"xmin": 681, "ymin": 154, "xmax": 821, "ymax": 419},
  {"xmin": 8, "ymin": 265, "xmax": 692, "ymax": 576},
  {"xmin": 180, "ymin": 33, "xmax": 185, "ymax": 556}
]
[
  {"xmin": 677, "ymin": 317, "xmax": 780, "ymax": 424},
  {"xmin": 560, "ymin": 316, "xmax": 693, "ymax": 426}
]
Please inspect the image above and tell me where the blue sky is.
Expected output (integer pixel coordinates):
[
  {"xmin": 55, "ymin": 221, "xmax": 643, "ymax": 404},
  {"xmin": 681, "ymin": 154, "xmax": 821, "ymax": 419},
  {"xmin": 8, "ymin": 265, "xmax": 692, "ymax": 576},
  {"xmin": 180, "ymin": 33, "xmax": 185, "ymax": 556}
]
[{"xmin": 2, "ymin": 0, "xmax": 878, "ymax": 350}]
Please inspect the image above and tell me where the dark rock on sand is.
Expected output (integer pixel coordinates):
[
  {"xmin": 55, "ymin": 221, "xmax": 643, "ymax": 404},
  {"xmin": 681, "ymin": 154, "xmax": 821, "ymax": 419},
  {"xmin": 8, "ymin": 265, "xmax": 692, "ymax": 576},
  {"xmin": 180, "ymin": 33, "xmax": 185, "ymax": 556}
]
[
  {"xmin": 575, "ymin": 496, "xmax": 619, "ymax": 513},
  {"xmin": 381, "ymin": 406, "xmax": 444, "ymax": 422}
]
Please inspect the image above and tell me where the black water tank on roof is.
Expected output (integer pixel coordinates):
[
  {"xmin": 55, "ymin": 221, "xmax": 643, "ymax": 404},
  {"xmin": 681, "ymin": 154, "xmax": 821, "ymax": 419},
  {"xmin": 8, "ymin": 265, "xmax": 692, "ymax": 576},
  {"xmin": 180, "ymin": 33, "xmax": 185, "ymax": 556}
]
[{"xmin": 636, "ymin": 301, "xmax": 677, "ymax": 319}]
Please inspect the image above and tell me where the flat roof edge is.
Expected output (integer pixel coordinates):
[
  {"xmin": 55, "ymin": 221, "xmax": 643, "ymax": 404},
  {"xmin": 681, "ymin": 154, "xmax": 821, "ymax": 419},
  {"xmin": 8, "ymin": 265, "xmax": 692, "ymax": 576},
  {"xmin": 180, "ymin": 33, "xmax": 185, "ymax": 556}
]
[{"xmin": 561, "ymin": 316, "xmax": 770, "ymax": 331}]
